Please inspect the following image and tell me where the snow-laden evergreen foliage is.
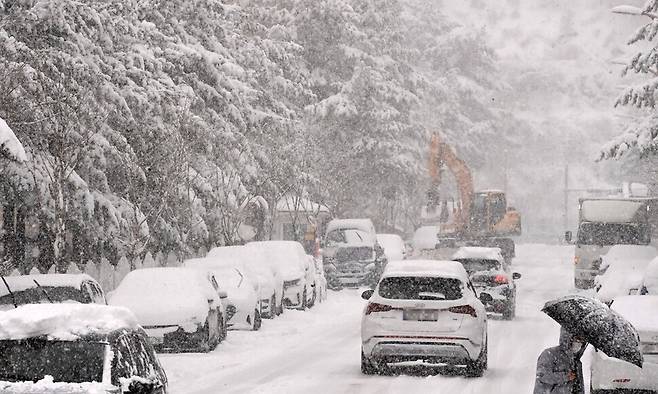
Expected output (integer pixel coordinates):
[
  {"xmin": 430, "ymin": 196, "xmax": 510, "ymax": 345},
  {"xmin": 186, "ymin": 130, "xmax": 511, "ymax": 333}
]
[
  {"xmin": 0, "ymin": 0, "xmax": 512, "ymax": 271},
  {"xmin": 603, "ymin": 0, "xmax": 658, "ymax": 159}
]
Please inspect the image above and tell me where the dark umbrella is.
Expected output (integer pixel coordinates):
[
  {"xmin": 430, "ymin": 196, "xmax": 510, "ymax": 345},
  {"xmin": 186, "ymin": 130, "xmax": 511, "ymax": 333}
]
[{"xmin": 542, "ymin": 294, "xmax": 643, "ymax": 367}]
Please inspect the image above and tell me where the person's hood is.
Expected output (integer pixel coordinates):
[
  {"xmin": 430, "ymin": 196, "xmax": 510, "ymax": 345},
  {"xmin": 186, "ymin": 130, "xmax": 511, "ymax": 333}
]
[{"xmin": 559, "ymin": 327, "xmax": 574, "ymax": 349}]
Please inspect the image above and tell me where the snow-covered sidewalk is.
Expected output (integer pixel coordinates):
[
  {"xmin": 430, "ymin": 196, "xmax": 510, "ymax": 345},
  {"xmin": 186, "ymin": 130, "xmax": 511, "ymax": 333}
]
[{"xmin": 160, "ymin": 244, "xmax": 582, "ymax": 393}]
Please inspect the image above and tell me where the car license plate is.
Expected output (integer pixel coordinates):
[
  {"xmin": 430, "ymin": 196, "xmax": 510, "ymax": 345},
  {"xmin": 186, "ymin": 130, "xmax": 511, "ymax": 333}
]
[
  {"xmin": 403, "ymin": 309, "xmax": 438, "ymax": 321},
  {"xmin": 149, "ymin": 336, "xmax": 164, "ymax": 345}
]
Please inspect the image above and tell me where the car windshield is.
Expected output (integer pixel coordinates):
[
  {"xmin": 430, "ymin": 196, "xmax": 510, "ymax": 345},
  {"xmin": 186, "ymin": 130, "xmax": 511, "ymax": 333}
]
[
  {"xmin": 454, "ymin": 259, "xmax": 502, "ymax": 274},
  {"xmin": 0, "ymin": 339, "xmax": 105, "ymax": 383},
  {"xmin": 577, "ymin": 222, "xmax": 648, "ymax": 246},
  {"xmin": 378, "ymin": 276, "xmax": 463, "ymax": 300},
  {"xmin": 326, "ymin": 228, "xmax": 369, "ymax": 246},
  {"xmin": 0, "ymin": 286, "xmax": 90, "ymax": 306}
]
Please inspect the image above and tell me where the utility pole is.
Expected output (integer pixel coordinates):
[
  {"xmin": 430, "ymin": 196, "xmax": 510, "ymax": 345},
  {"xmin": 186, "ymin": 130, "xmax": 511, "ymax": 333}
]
[
  {"xmin": 564, "ymin": 164, "xmax": 569, "ymax": 231},
  {"xmin": 503, "ymin": 149, "xmax": 508, "ymax": 194}
]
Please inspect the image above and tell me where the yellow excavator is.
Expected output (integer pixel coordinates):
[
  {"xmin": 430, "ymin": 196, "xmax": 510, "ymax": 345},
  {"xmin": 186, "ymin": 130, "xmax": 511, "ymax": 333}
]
[{"xmin": 426, "ymin": 134, "xmax": 521, "ymax": 259}]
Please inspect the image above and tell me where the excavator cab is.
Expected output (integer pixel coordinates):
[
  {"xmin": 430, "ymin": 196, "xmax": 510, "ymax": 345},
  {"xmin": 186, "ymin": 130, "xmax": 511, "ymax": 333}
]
[{"xmin": 469, "ymin": 191, "xmax": 521, "ymax": 237}]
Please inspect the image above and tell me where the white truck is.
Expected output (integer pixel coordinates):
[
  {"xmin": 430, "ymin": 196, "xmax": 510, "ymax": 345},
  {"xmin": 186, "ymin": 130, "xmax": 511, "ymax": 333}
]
[{"xmin": 566, "ymin": 197, "xmax": 657, "ymax": 289}]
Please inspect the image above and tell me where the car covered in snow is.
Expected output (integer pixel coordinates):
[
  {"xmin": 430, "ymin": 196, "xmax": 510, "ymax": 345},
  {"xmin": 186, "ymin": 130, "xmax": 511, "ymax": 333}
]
[
  {"xmin": 360, "ymin": 260, "xmax": 489, "ymax": 377},
  {"xmin": 0, "ymin": 273, "xmax": 106, "ymax": 311},
  {"xmin": 376, "ymin": 233, "xmax": 407, "ymax": 262},
  {"xmin": 0, "ymin": 303, "xmax": 168, "ymax": 393},
  {"xmin": 595, "ymin": 245, "xmax": 657, "ymax": 303},
  {"xmin": 109, "ymin": 267, "xmax": 228, "ymax": 352},
  {"xmin": 451, "ymin": 247, "xmax": 521, "ymax": 319},
  {"xmin": 247, "ymin": 241, "xmax": 315, "ymax": 310},
  {"xmin": 322, "ymin": 218, "xmax": 386, "ymax": 287},
  {"xmin": 411, "ymin": 225, "xmax": 439, "ymax": 252},
  {"xmin": 207, "ymin": 245, "xmax": 282, "ymax": 318},
  {"xmin": 184, "ymin": 258, "xmax": 262, "ymax": 331},
  {"xmin": 590, "ymin": 295, "xmax": 658, "ymax": 393}
]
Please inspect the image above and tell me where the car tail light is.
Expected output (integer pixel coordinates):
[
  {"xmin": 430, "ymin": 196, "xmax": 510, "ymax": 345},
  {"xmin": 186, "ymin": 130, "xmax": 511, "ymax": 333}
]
[
  {"xmin": 448, "ymin": 305, "xmax": 477, "ymax": 318},
  {"xmin": 574, "ymin": 255, "xmax": 580, "ymax": 265},
  {"xmin": 493, "ymin": 274, "xmax": 509, "ymax": 284},
  {"xmin": 365, "ymin": 302, "xmax": 397, "ymax": 315}
]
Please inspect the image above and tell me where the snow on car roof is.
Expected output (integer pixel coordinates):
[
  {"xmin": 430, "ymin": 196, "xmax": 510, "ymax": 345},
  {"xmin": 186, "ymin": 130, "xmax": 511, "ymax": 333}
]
[
  {"xmin": 452, "ymin": 247, "xmax": 503, "ymax": 261},
  {"xmin": 0, "ymin": 303, "xmax": 138, "ymax": 341},
  {"xmin": 611, "ymin": 295, "xmax": 658, "ymax": 332},
  {"xmin": 109, "ymin": 267, "xmax": 217, "ymax": 327},
  {"xmin": 384, "ymin": 260, "xmax": 469, "ymax": 282},
  {"xmin": 325, "ymin": 219, "xmax": 375, "ymax": 235},
  {"xmin": 0, "ymin": 274, "xmax": 97, "ymax": 297},
  {"xmin": 0, "ymin": 376, "xmax": 111, "ymax": 393},
  {"xmin": 603, "ymin": 245, "xmax": 657, "ymax": 262},
  {"xmin": 581, "ymin": 199, "xmax": 645, "ymax": 223}
]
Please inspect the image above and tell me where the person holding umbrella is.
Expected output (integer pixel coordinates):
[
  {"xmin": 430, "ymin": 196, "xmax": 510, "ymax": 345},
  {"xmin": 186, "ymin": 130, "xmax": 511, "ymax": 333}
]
[
  {"xmin": 533, "ymin": 328, "xmax": 587, "ymax": 394},
  {"xmin": 534, "ymin": 295, "xmax": 644, "ymax": 394}
]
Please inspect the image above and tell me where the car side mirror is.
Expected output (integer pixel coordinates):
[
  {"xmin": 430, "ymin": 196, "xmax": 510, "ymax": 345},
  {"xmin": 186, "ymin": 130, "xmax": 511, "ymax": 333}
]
[
  {"xmin": 512, "ymin": 272, "xmax": 522, "ymax": 280},
  {"xmin": 564, "ymin": 231, "xmax": 572, "ymax": 243},
  {"xmin": 361, "ymin": 289, "xmax": 374, "ymax": 300},
  {"xmin": 218, "ymin": 290, "xmax": 228, "ymax": 299},
  {"xmin": 479, "ymin": 292, "xmax": 493, "ymax": 304}
]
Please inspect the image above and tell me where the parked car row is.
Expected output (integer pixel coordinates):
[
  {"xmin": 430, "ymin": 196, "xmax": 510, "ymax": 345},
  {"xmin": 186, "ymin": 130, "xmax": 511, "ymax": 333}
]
[{"xmin": 0, "ymin": 239, "xmax": 327, "ymax": 393}]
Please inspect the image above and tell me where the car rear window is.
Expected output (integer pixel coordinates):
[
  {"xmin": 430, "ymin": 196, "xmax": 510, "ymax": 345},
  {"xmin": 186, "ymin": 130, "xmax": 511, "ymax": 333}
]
[
  {"xmin": 0, "ymin": 339, "xmax": 105, "ymax": 383},
  {"xmin": 378, "ymin": 276, "xmax": 463, "ymax": 300}
]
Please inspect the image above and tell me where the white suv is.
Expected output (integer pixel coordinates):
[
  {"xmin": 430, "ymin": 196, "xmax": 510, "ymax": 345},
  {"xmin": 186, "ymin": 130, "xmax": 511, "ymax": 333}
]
[{"xmin": 360, "ymin": 260, "xmax": 489, "ymax": 376}]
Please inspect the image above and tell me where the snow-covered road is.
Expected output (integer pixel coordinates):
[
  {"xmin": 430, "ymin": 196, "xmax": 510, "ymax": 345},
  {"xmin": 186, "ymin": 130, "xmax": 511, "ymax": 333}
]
[{"xmin": 160, "ymin": 244, "xmax": 583, "ymax": 393}]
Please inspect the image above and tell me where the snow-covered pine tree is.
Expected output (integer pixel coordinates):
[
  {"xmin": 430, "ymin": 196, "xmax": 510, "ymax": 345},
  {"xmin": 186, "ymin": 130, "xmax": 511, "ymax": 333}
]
[{"xmin": 602, "ymin": 0, "xmax": 658, "ymax": 158}]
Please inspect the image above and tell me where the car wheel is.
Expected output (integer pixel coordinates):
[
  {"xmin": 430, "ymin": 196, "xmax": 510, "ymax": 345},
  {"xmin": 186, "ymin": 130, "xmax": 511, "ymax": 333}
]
[
  {"xmin": 502, "ymin": 298, "xmax": 515, "ymax": 320},
  {"xmin": 361, "ymin": 349, "xmax": 376, "ymax": 375},
  {"xmin": 252, "ymin": 309, "xmax": 262, "ymax": 331},
  {"xmin": 266, "ymin": 295, "xmax": 276, "ymax": 319},
  {"xmin": 218, "ymin": 312, "xmax": 227, "ymax": 342},
  {"xmin": 308, "ymin": 287, "xmax": 317, "ymax": 308},
  {"xmin": 465, "ymin": 338, "xmax": 487, "ymax": 377},
  {"xmin": 300, "ymin": 287, "xmax": 307, "ymax": 310},
  {"xmin": 276, "ymin": 290, "xmax": 284, "ymax": 316}
]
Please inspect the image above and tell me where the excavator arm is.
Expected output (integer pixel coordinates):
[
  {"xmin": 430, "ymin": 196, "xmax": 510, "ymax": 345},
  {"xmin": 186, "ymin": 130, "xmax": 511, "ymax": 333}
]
[{"xmin": 429, "ymin": 134, "xmax": 473, "ymax": 235}]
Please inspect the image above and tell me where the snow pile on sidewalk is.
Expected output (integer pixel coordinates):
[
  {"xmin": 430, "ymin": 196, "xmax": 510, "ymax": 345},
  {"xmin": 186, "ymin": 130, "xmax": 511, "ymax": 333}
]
[
  {"xmin": 0, "ymin": 304, "xmax": 138, "ymax": 340},
  {"xmin": 0, "ymin": 376, "xmax": 110, "ymax": 394},
  {"xmin": 0, "ymin": 375, "xmax": 112, "ymax": 394}
]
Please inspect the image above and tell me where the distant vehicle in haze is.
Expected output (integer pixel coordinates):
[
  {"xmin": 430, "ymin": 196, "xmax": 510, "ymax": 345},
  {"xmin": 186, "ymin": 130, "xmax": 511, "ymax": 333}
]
[
  {"xmin": 411, "ymin": 225, "xmax": 439, "ymax": 252},
  {"xmin": 247, "ymin": 241, "xmax": 315, "ymax": 310},
  {"xmin": 360, "ymin": 260, "xmax": 489, "ymax": 377},
  {"xmin": 184, "ymin": 259, "xmax": 262, "ymax": 331},
  {"xmin": 376, "ymin": 233, "xmax": 407, "ymax": 261},
  {"xmin": 208, "ymin": 245, "xmax": 283, "ymax": 318},
  {"xmin": 0, "ymin": 274, "xmax": 106, "ymax": 311},
  {"xmin": 594, "ymin": 245, "xmax": 657, "ymax": 303},
  {"xmin": 566, "ymin": 197, "xmax": 658, "ymax": 289},
  {"xmin": 322, "ymin": 219, "xmax": 387, "ymax": 287},
  {"xmin": 452, "ymin": 247, "xmax": 521, "ymax": 320}
]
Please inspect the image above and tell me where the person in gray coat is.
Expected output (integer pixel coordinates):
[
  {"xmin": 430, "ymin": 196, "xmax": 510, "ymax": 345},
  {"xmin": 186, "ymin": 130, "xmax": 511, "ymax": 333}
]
[{"xmin": 533, "ymin": 328, "xmax": 587, "ymax": 394}]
